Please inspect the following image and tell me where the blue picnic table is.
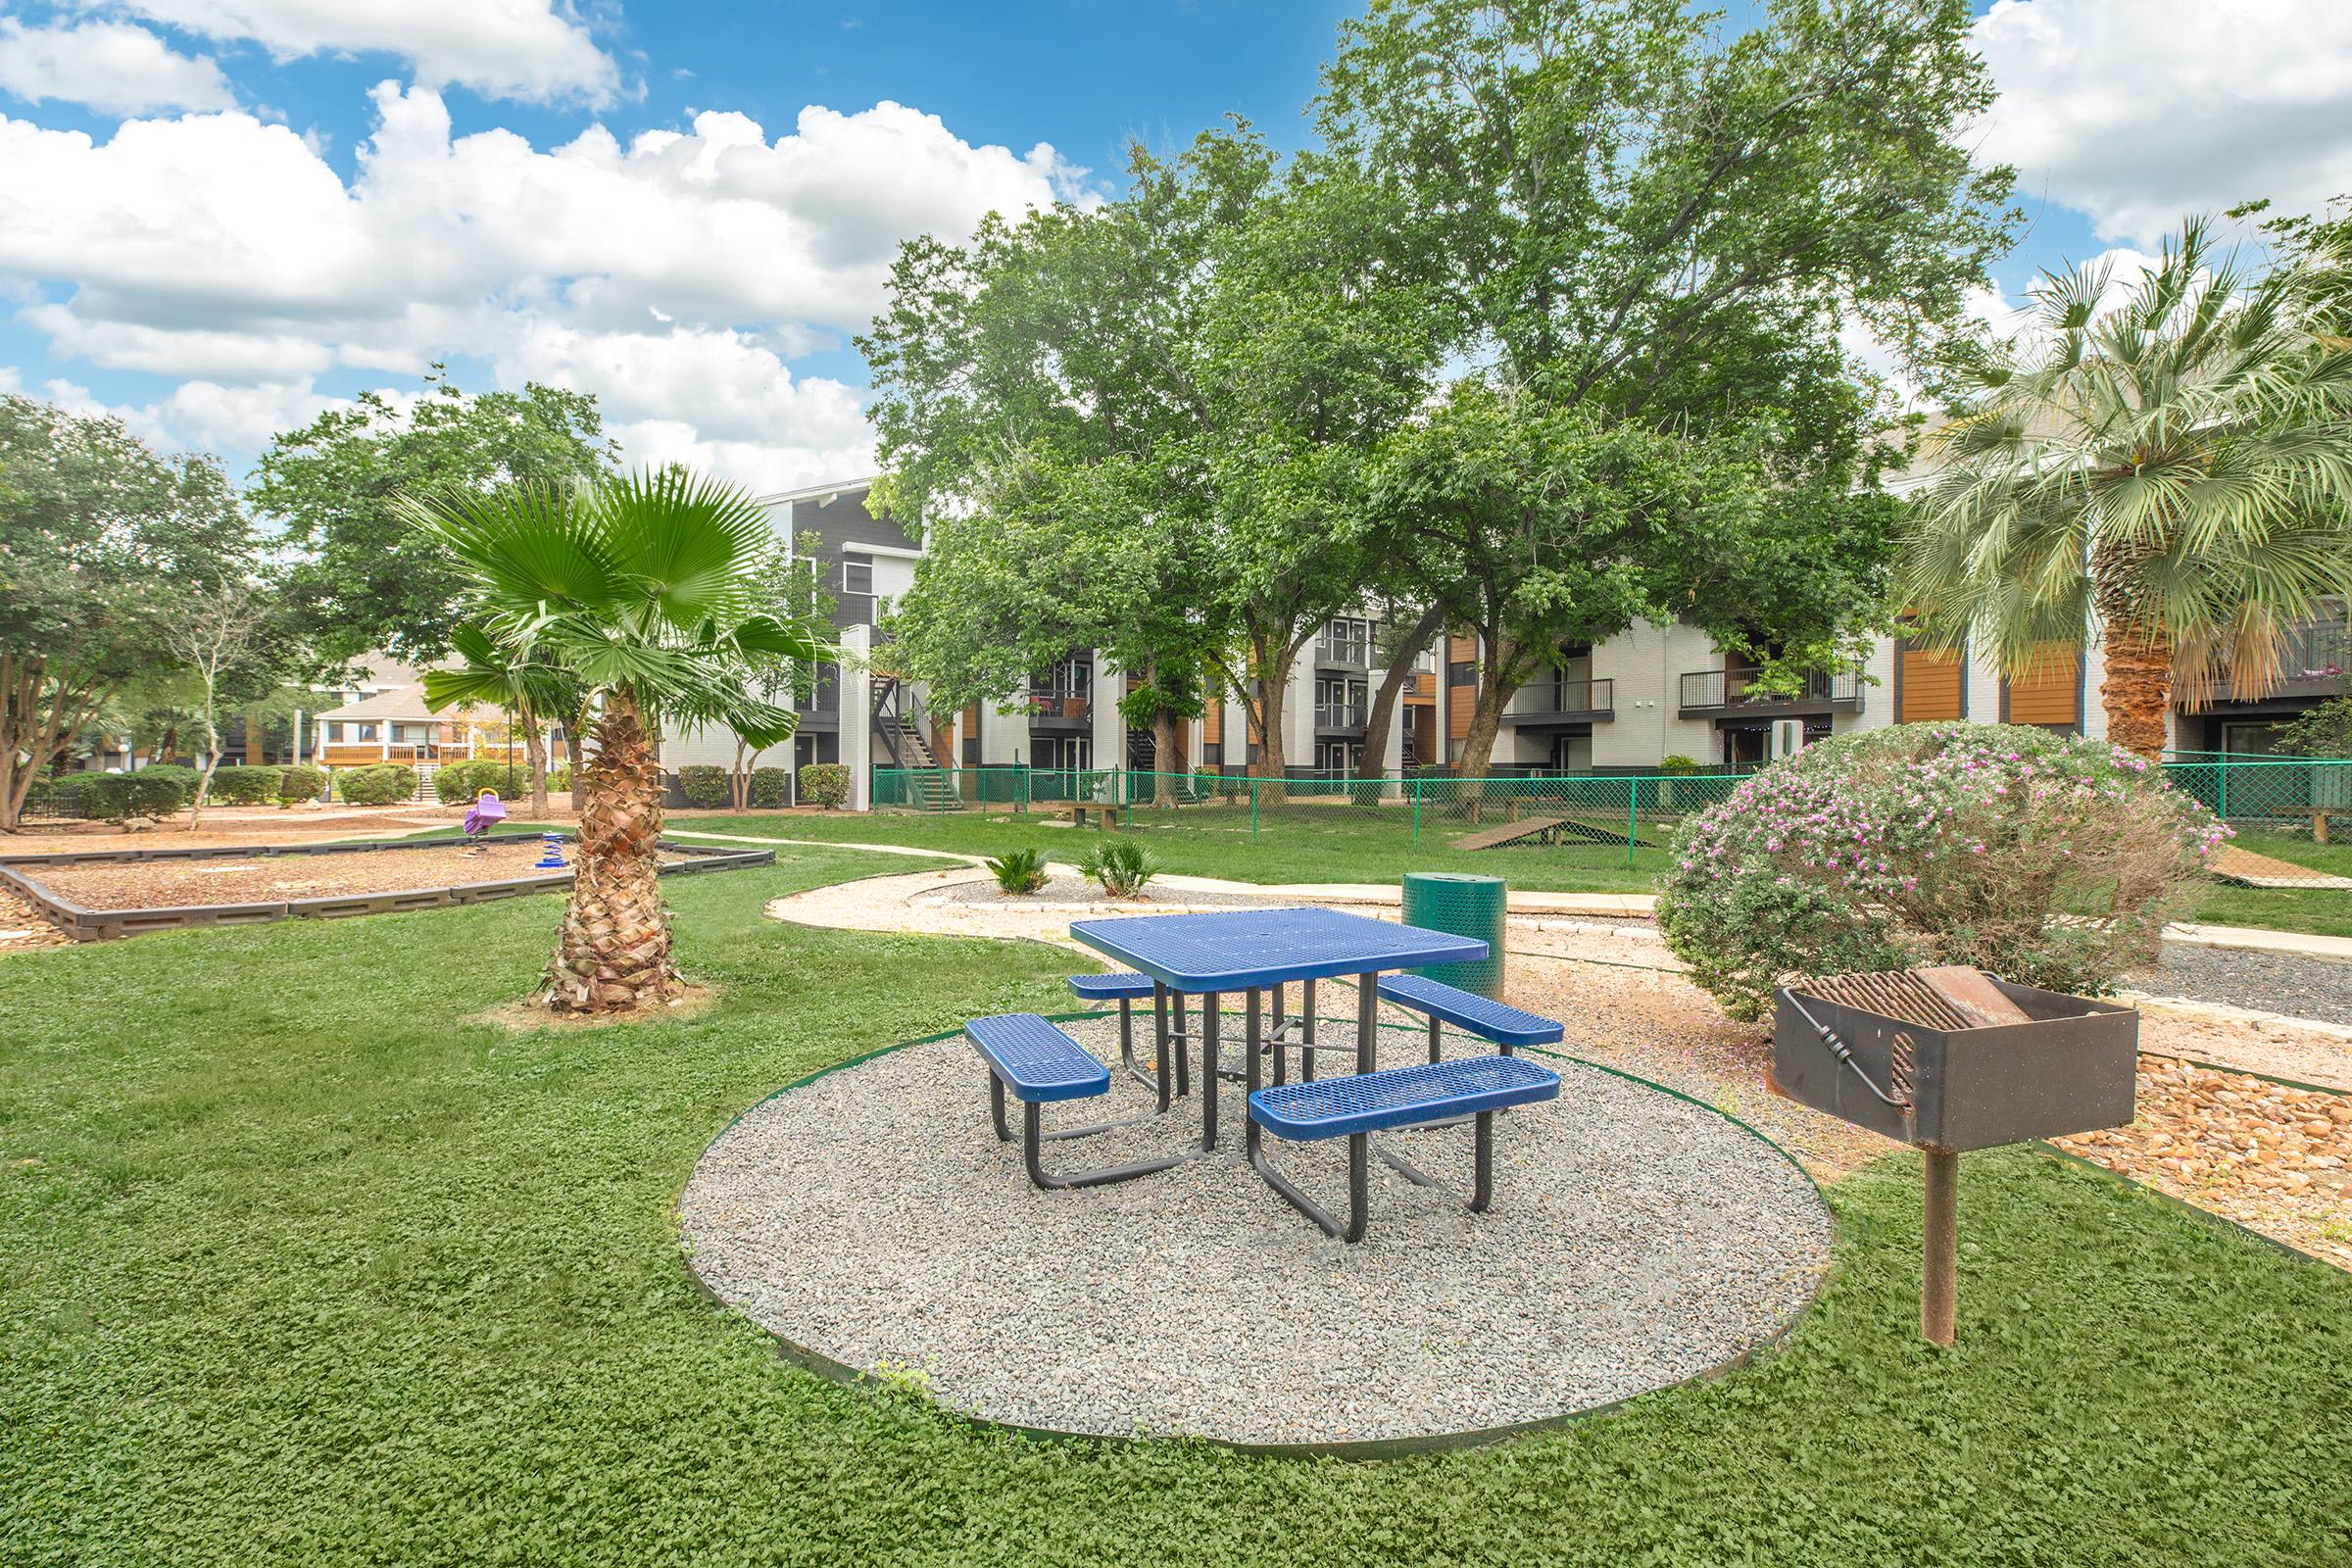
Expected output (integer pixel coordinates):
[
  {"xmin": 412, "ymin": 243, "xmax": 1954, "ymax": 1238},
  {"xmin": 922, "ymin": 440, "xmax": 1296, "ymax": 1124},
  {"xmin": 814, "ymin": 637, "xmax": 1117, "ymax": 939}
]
[{"xmin": 1066, "ymin": 906, "xmax": 1490, "ymax": 1152}]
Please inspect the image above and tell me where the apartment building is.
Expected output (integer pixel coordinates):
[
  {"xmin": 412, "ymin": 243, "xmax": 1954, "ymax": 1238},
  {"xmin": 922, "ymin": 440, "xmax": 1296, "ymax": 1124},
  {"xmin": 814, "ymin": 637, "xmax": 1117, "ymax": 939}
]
[{"xmin": 657, "ymin": 475, "xmax": 2347, "ymax": 801}]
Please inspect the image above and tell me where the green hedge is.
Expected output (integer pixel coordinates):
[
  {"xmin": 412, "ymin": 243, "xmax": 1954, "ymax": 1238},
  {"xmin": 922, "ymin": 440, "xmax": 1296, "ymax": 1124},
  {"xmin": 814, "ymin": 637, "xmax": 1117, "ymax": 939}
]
[
  {"xmin": 276, "ymin": 765, "xmax": 327, "ymax": 806},
  {"xmin": 432, "ymin": 760, "xmax": 491, "ymax": 805},
  {"xmin": 336, "ymin": 763, "xmax": 417, "ymax": 807},
  {"xmin": 748, "ymin": 766, "xmax": 790, "ymax": 808},
  {"xmin": 79, "ymin": 771, "xmax": 192, "ymax": 821},
  {"xmin": 798, "ymin": 762, "xmax": 851, "ymax": 809},
  {"xmin": 206, "ymin": 765, "xmax": 285, "ymax": 806},
  {"xmin": 677, "ymin": 765, "xmax": 730, "ymax": 808}
]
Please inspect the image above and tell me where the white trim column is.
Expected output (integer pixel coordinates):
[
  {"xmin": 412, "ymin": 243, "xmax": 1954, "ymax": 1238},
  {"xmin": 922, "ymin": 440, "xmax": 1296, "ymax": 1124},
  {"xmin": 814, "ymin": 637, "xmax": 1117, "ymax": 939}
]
[{"xmin": 842, "ymin": 623, "xmax": 874, "ymax": 811}]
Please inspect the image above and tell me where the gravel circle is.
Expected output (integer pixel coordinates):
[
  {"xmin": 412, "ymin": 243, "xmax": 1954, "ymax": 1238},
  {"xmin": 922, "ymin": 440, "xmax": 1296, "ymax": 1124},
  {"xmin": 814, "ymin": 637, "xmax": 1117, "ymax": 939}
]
[
  {"xmin": 2129, "ymin": 943, "xmax": 2352, "ymax": 1028},
  {"xmin": 681, "ymin": 1015, "xmax": 1832, "ymax": 1446},
  {"xmin": 923, "ymin": 873, "xmax": 1263, "ymax": 909}
]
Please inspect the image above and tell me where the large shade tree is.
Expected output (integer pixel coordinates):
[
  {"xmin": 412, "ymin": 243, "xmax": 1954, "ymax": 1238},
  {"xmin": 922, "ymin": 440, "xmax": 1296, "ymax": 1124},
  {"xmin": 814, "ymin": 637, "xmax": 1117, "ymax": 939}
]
[
  {"xmin": 1902, "ymin": 220, "xmax": 2352, "ymax": 759},
  {"xmin": 409, "ymin": 471, "xmax": 829, "ymax": 1014},
  {"xmin": 1320, "ymin": 0, "xmax": 2016, "ymax": 774},
  {"xmin": 863, "ymin": 125, "xmax": 1446, "ymax": 788},
  {"xmin": 0, "ymin": 396, "xmax": 254, "ymax": 830}
]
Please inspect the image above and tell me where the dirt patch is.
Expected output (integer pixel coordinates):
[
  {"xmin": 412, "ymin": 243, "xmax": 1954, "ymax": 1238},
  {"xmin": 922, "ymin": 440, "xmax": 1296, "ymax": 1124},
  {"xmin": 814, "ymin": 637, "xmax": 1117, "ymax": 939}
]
[
  {"xmin": 24, "ymin": 841, "xmax": 573, "ymax": 909},
  {"xmin": 469, "ymin": 982, "xmax": 717, "ymax": 1031}
]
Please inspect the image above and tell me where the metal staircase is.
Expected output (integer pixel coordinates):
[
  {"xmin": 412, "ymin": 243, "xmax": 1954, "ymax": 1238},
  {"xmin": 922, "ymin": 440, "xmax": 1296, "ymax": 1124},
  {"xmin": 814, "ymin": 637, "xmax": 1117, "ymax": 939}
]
[{"xmin": 871, "ymin": 675, "xmax": 962, "ymax": 811}]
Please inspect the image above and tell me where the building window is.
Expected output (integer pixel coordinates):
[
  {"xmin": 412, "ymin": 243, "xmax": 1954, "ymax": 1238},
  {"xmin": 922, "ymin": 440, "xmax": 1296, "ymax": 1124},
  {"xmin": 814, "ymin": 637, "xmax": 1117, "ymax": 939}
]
[
  {"xmin": 1318, "ymin": 617, "xmax": 1371, "ymax": 667},
  {"xmin": 356, "ymin": 722, "xmax": 378, "ymax": 743},
  {"xmin": 841, "ymin": 557, "xmax": 873, "ymax": 595},
  {"xmin": 1314, "ymin": 740, "xmax": 1365, "ymax": 774},
  {"xmin": 1314, "ymin": 676, "xmax": 1368, "ymax": 729},
  {"xmin": 1446, "ymin": 659, "xmax": 1476, "ymax": 688}
]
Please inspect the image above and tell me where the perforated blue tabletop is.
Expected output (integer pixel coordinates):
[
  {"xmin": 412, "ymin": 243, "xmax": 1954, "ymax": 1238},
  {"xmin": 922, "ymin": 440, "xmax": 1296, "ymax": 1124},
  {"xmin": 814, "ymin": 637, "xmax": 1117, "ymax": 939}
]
[{"xmin": 1066, "ymin": 906, "xmax": 1489, "ymax": 992}]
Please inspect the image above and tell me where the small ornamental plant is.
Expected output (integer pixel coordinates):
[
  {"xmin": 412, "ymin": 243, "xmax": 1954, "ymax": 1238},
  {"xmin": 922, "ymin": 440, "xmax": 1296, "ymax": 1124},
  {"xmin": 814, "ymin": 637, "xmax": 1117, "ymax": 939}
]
[
  {"xmin": 986, "ymin": 848, "xmax": 1049, "ymax": 895},
  {"xmin": 1077, "ymin": 838, "xmax": 1159, "ymax": 899},
  {"xmin": 1657, "ymin": 723, "xmax": 2227, "ymax": 1022}
]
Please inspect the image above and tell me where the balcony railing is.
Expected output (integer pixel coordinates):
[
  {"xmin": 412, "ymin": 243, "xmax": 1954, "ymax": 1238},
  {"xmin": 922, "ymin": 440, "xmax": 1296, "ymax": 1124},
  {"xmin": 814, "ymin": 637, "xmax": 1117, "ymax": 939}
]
[
  {"xmin": 1680, "ymin": 666, "xmax": 1863, "ymax": 713},
  {"xmin": 1505, "ymin": 677, "xmax": 1614, "ymax": 722},
  {"xmin": 1313, "ymin": 705, "xmax": 1369, "ymax": 732},
  {"xmin": 1027, "ymin": 693, "xmax": 1092, "ymax": 727}
]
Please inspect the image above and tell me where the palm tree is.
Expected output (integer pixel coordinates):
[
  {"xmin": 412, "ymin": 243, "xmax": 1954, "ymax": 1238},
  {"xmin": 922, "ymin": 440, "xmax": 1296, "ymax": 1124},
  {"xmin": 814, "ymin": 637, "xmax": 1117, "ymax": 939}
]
[
  {"xmin": 1903, "ymin": 220, "xmax": 2352, "ymax": 759},
  {"xmin": 409, "ymin": 470, "xmax": 828, "ymax": 1014}
]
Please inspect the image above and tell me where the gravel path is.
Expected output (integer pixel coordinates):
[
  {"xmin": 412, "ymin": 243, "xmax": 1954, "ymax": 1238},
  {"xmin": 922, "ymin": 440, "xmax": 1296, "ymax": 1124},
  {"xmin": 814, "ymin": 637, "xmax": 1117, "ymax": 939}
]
[
  {"xmin": 682, "ymin": 1016, "xmax": 1831, "ymax": 1446},
  {"xmin": 2128, "ymin": 943, "xmax": 2352, "ymax": 1029}
]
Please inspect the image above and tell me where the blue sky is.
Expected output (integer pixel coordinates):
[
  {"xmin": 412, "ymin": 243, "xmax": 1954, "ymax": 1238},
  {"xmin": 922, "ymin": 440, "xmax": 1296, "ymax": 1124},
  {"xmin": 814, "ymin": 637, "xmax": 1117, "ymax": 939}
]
[{"xmin": 1, "ymin": 1, "xmax": 2342, "ymax": 489}]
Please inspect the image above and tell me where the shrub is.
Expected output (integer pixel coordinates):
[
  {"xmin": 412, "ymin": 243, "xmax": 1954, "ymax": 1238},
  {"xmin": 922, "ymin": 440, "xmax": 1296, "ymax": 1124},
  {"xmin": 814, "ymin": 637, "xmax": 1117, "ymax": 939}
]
[
  {"xmin": 433, "ymin": 760, "xmax": 489, "ymax": 805},
  {"xmin": 798, "ymin": 762, "xmax": 851, "ymax": 809},
  {"xmin": 1657, "ymin": 755, "xmax": 1700, "ymax": 776},
  {"xmin": 986, "ymin": 848, "xmax": 1049, "ymax": 895},
  {"xmin": 79, "ymin": 770, "xmax": 193, "ymax": 822},
  {"xmin": 206, "ymin": 765, "xmax": 285, "ymax": 806},
  {"xmin": 2273, "ymin": 695, "xmax": 2352, "ymax": 759},
  {"xmin": 134, "ymin": 763, "xmax": 201, "ymax": 799},
  {"xmin": 677, "ymin": 765, "xmax": 730, "ymax": 809},
  {"xmin": 547, "ymin": 761, "xmax": 572, "ymax": 794},
  {"xmin": 336, "ymin": 763, "xmax": 418, "ymax": 807},
  {"xmin": 276, "ymin": 765, "xmax": 327, "ymax": 806},
  {"xmin": 1077, "ymin": 837, "xmax": 1158, "ymax": 899},
  {"xmin": 1657, "ymin": 723, "xmax": 2225, "ymax": 1022},
  {"xmin": 748, "ymin": 766, "xmax": 791, "ymax": 808}
]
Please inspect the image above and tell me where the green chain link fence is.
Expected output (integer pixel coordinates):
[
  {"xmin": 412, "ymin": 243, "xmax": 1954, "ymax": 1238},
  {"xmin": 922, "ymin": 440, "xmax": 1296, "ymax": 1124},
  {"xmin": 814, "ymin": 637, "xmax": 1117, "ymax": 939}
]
[{"xmin": 872, "ymin": 757, "xmax": 2352, "ymax": 883}]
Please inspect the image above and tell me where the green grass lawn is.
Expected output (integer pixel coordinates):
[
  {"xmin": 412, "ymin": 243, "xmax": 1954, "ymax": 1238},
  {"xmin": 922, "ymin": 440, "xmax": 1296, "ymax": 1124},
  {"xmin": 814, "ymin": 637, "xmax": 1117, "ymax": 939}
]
[
  {"xmin": 4, "ymin": 849, "xmax": 2347, "ymax": 1566},
  {"xmin": 673, "ymin": 805, "xmax": 1676, "ymax": 893},
  {"xmin": 673, "ymin": 807, "xmax": 2352, "ymax": 936},
  {"xmin": 2188, "ymin": 828, "xmax": 2352, "ymax": 938}
]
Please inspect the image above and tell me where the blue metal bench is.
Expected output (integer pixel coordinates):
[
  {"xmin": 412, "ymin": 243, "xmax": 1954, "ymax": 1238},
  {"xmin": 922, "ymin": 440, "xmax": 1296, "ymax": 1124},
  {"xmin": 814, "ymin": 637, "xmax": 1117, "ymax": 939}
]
[
  {"xmin": 1245, "ymin": 1054, "xmax": 1562, "ymax": 1241},
  {"xmin": 1375, "ymin": 974, "xmax": 1564, "ymax": 1061},
  {"xmin": 966, "ymin": 1013, "xmax": 1190, "ymax": 1191}
]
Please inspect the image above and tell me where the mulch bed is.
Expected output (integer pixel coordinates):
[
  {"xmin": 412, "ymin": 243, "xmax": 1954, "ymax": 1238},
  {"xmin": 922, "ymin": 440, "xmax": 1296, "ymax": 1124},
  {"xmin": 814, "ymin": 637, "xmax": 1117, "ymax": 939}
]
[
  {"xmin": 2057, "ymin": 1057, "xmax": 2352, "ymax": 1268},
  {"xmin": 23, "ymin": 842, "xmax": 581, "ymax": 911},
  {"xmin": 0, "ymin": 882, "xmax": 72, "ymax": 952}
]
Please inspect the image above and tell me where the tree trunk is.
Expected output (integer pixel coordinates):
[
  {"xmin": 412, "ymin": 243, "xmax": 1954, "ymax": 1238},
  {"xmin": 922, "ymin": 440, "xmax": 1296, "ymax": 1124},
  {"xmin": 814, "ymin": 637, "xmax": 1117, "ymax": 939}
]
[
  {"xmin": 523, "ymin": 721, "xmax": 552, "ymax": 818},
  {"xmin": 1361, "ymin": 605, "xmax": 1445, "ymax": 786},
  {"xmin": 1152, "ymin": 706, "xmax": 1179, "ymax": 807},
  {"xmin": 1453, "ymin": 629, "xmax": 1526, "ymax": 820},
  {"xmin": 245, "ymin": 711, "xmax": 264, "ymax": 766},
  {"xmin": 2102, "ymin": 626, "xmax": 2174, "ymax": 760},
  {"xmin": 544, "ymin": 691, "xmax": 673, "ymax": 1014},
  {"xmin": 730, "ymin": 738, "xmax": 752, "ymax": 810},
  {"xmin": 1249, "ymin": 631, "xmax": 1291, "ymax": 804}
]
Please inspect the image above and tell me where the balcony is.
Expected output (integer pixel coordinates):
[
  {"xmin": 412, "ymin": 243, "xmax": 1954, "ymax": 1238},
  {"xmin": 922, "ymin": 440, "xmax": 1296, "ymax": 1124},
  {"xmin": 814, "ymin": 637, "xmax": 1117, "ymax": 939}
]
[
  {"xmin": 2257, "ymin": 618, "xmax": 2349, "ymax": 699},
  {"xmin": 1027, "ymin": 692, "xmax": 1093, "ymax": 730},
  {"xmin": 1504, "ymin": 677, "xmax": 1614, "ymax": 725},
  {"xmin": 1680, "ymin": 666, "xmax": 1863, "ymax": 716},
  {"xmin": 1313, "ymin": 704, "xmax": 1369, "ymax": 735}
]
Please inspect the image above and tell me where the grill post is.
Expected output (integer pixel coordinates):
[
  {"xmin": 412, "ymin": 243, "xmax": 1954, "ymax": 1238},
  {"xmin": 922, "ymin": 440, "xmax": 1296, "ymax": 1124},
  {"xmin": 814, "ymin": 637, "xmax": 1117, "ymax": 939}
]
[{"xmin": 1922, "ymin": 1150, "xmax": 1959, "ymax": 1347}]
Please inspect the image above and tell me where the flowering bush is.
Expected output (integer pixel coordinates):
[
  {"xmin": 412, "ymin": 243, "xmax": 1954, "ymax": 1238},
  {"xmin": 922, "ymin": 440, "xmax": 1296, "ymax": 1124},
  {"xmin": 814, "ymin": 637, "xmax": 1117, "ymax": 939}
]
[{"xmin": 1657, "ymin": 724, "xmax": 2227, "ymax": 1021}]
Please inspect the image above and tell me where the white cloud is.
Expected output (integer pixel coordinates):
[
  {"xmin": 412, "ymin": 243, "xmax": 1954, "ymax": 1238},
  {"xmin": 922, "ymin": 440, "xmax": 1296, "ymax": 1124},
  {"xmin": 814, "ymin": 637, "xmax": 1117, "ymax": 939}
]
[
  {"xmin": 87, "ymin": 0, "xmax": 622, "ymax": 107},
  {"xmin": 1973, "ymin": 0, "xmax": 2352, "ymax": 243},
  {"xmin": 0, "ymin": 18, "xmax": 235, "ymax": 116},
  {"xmin": 0, "ymin": 85, "xmax": 1081, "ymax": 483}
]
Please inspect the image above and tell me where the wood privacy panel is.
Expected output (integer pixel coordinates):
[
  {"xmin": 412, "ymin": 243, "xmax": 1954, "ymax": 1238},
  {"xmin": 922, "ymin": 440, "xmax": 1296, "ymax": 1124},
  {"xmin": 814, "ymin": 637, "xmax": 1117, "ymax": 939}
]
[
  {"xmin": 1897, "ymin": 645, "xmax": 1966, "ymax": 721},
  {"xmin": 2005, "ymin": 646, "xmax": 2080, "ymax": 727}
]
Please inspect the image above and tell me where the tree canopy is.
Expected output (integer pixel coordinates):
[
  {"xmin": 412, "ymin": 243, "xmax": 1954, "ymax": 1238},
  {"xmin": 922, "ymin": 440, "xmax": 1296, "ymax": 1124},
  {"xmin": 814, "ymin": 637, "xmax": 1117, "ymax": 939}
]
[
  {"xmin": 0, "ymin": 394, "xmax": 255, "ymax": 828},
  {"xmin": 256, "ymin": 368, "xmax": 613, "ymax": 666}
]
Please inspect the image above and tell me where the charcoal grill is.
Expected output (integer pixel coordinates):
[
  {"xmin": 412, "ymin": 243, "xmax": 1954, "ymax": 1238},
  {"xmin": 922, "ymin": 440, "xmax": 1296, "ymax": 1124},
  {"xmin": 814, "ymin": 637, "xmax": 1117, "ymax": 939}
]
[{"xmin": 1772, "ymin": 967, "xmax": 2138, "ymax": 1345}]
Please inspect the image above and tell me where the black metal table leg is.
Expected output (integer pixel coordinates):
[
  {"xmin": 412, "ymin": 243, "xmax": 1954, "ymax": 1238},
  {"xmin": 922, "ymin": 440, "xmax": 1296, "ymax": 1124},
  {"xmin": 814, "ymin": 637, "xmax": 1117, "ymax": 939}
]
[
  {"xmin": 1173, "ymin": 991, "xmax": 1191, "ymax": 1098},
  {"xmin": 1427, "ymin": 1014, "xmax": 1443, "ymax": 1064},
  {"xmin": 1200, "ymin": 992, "xmax": 1220, "ymax": 1151},
  {"xmin": 1022, "ymin": 1100, "xmax": 1197, "ymax": 1190},
  {"xmin": 1356, "ymin": 968, "xmax": 1379, "ymax": 1074},
  {"xmin": 1472, "ymin": 1109, "xmax": 1495, "ymax": 1211},
  {"xmin": 1301, "ymin": 978, "xmax": 1317, "ymax": 1081}
]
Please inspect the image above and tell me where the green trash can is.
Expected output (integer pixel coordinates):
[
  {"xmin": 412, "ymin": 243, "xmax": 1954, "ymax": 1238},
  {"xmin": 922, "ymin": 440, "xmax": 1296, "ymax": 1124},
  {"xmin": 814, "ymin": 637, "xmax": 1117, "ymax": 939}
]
[{"xmin": 1400, "ymin": 871, "xmax": 1506, "ymax": 1000}]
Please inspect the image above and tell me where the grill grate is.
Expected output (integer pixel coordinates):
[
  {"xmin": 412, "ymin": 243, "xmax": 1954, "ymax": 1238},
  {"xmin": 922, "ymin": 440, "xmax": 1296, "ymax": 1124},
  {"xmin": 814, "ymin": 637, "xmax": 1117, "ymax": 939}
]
[{"xmin": 1795, "ymin": 970, "xmax": 1976, "ymax": 1034}]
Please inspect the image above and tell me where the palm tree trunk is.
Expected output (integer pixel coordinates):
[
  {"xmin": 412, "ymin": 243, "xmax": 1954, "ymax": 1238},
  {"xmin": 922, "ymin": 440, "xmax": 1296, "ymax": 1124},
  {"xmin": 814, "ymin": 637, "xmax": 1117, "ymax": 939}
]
[
  {"xmin": 2101, "ymin": 627, "xmax": 2173, "ymax": 760},
  {"xmin": 545, "ymin": 690, "xmax": 672, "ymax": 1012},
  {"xmin": 523, "ymin": 719, "xmax": 552, "ymax": 818}
]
